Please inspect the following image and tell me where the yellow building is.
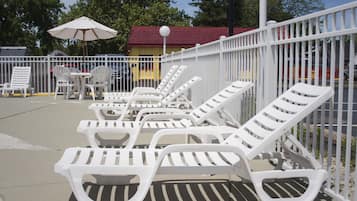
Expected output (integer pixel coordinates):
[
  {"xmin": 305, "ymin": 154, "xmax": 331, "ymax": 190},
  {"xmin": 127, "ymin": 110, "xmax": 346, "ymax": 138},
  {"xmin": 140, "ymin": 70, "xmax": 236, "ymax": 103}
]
[{"xmin": 127, "ymin": 26, "xmax": 252, "ymax": 81}]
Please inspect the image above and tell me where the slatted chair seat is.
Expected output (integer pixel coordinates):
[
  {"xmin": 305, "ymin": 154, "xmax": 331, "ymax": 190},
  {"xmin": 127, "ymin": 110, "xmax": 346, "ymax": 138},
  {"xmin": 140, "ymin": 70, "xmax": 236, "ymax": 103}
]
[
  {"xmin": 56, "ymin": 147, "xmax": 239, "ymax": 176},
  {"xmin": 89, "ymin": 76, "xmax": 202, "ymax": 120},
  {"xmin": 56, "ymin": 83, "xmax": 334, "ymax": 201},
  {"xmin": 78, "ymin": 81, "xmax": 254, "ymax": 148}
]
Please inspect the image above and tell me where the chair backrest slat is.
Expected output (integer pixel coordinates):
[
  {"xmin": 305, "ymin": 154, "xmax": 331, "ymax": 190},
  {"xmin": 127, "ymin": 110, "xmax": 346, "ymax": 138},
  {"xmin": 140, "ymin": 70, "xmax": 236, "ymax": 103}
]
[
  {"xmin": 161, "ymin": 76, "xmax": 202, "ymax": 105},
  {"xmin": 90, "ymin": 66, "xmax": 112, "ymax": 84},
  {"xmin": 53, "ymin": 65, "xmax": 71, "ymax": 81},
  {"xmin": 189, "ymin": 81, "xmax": 254, "ymax": 124},
  {"xmin": 224, "ymin": 83, "xmax": 334, "ymax": 160},
  {"xmin": 156, "ymin": 65, "xmax": 179, "ymax": 91},
  {"xmin": 10, "ymin": 66, "xmax": 31, "ymax": 88},
  {"xmin": 160, "ymin": 65, "xmax": 188, "ymax": 96}
]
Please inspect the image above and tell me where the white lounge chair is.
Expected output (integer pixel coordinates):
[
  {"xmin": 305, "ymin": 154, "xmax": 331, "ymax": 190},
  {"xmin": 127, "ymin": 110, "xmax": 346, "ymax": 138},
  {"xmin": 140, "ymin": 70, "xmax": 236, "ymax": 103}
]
[
  {"xmin": 55, "ymin": 83, "xmax": 333, "ymax": 201},
  {"xmin": 90, "ymin": 76, "xmax": 202, "ymax": 121},
  {"xmin": 0, "ymin": 66, "xmax": 31, "ymax": 97},
  {"xmin": 104, "ymin": 65, "xmax": 179, "ymax": 102},
  {"xmin": 77, "ymin": 80, "xmax": 253, "ymax": 148},
  {"xmin": 104, "ymin": 65, "xmax": 186, "ymax": 103}
]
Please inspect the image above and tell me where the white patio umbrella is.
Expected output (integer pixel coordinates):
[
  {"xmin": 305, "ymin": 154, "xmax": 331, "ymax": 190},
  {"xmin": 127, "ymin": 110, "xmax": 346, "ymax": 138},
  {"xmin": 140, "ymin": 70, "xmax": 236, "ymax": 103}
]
[{"xmin": 48, "ymin": 16, "xmax": 117, "ymax": 55}]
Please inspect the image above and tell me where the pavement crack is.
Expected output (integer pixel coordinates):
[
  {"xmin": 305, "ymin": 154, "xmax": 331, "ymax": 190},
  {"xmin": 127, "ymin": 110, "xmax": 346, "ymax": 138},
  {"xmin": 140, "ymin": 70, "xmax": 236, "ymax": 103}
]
[{"xmin": 0, "ymin": 104, "xmax": 51, "ymax": 120}]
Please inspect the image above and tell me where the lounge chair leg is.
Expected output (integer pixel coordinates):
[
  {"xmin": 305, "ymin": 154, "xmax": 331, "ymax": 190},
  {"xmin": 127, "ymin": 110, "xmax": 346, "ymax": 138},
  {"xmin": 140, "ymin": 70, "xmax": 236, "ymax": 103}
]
[
  {"xmin": 86, "ymin": 132, "xmax": 99, "ymax": 148},
  {"xmin": 93, "ymin": 109, "xmax": 105, "ymax": 120},
  {"xmin": 54, "ymin": 85, "xmax": 59, "ymax": 100},
  {"xmin": 90, "ymin": 86, "xmax": 95, "ymax": 101},
  {"xmin": 251, "ymin": 169, "xmax": 327, "ymax": 201},
  {"xmin": 125, "ymin": 129, "xmax": 140, "ymax": 149},
  {"xmin": 126, "ymin": 172, "xmax": 153, "ymax": 201},
  {"xmin": 69, "ymin": 175, "xmax": 93, "ymax": 201}
]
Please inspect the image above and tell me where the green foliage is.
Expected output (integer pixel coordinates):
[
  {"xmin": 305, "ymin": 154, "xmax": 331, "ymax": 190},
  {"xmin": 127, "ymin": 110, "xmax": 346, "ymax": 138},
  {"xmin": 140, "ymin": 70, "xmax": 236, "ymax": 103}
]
[
  {"xmin": 60, "ymin": 0, "xmax": 190, "ymax": 55},
  {"xmin": 191, "ymin": 0, "xmax": 324, "ymax": 28},
  {"xmin": 282, "ymin": 0, "xmax": 324, "ymax": 17},
  {"xmin": 296, "ymin": 125, "xmax": 356, "ymax": 169},
  {"xmin": 0, "ymin": 0, "xmax": 63, "ymax": 55}
]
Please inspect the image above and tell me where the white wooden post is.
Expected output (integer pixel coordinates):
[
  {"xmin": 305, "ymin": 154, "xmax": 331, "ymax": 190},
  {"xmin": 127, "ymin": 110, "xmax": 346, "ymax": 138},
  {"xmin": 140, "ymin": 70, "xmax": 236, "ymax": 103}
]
[
  {"xmin": 195, "ymin": 43, "xmax": 200, "ymax": 62},
  {"xmin": 263, "ymin": 21, "xmax": 277, "ymax": 107},
  {"xmin": 105, "ymin": 54, "xmax": 108, "ymax": 68},
  {"xmin": 181, "ymin": 48, "xmax": 185, "ymax": 64},
  {"xmin": 171, "ymin": 51, "xmax": 174, "ymax": 65},
  {"xmin": 47, "ymin": 55, "xmax": 51, "ymax": 96},
  {"xmin": 219, "ymin": 36, "xmax": 226, "ymax": 88}
]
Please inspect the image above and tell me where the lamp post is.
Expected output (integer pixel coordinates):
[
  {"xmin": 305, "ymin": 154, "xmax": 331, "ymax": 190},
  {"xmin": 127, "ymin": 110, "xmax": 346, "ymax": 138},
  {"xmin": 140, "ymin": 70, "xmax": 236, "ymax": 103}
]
[{"xmin": 159, "ymin": 26, "xmax": 170, "ymax": 55}]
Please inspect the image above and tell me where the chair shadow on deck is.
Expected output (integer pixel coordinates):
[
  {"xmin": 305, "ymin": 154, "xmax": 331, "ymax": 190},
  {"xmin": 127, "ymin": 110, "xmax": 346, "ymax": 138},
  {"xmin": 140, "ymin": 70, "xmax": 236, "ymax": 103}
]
[{"xmin": 69, "ymin": 179, "xmax": 331, "ymax": 201}]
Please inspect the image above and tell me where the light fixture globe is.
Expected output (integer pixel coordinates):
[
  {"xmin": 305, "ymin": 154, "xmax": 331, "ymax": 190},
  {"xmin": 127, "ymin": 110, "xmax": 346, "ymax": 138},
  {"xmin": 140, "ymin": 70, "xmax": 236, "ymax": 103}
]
[{"xmin": 159, "ymin": 26, "xmax": 170, "ymax": 37}]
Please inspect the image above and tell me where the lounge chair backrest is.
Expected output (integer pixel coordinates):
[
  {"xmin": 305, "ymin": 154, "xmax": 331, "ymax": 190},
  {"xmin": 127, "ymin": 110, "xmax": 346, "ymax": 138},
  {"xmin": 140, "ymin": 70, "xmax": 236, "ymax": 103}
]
[
  {"xmin": 189, "ymin": 81, "xmax": 254, "ymax": 124},
  {"xmin": 160, "ymin": 65, "xmax": 188, "ymax": 96},
  {"xmin": 53, "ymin": 65, "xmax": 71, "ymax": 81},
  {"xmin": 224, "ymin": 83, "xmax": 334, "ymax": 160},
  {"xmin": 161, "ymin": 76, "xmax": 202, "ymax": 105},
  {"xmin": 10, "ymin": 66, "xmax": 31, "ymax": 88},
  {"xmin": 90, "ymin": 66, "xmax": 112, "ymax": 84},
  {"xmin": 156, "ymin": 65, "xmax": 179, "ymax": 91}
]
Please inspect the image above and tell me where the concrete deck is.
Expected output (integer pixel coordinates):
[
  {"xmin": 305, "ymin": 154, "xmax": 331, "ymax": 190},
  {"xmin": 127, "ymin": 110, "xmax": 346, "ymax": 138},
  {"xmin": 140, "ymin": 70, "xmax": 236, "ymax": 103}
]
[{"xmin": 0, "ymin": 96, "xmax": 331, "ymax": 201}]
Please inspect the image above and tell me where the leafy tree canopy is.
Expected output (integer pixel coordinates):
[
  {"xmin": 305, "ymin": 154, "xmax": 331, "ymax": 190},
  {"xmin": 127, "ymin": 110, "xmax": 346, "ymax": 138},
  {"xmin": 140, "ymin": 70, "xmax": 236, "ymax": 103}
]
[
  {"xmin": 191, "ymin": 0, "xmax": 324, "ymax": 27},
  {"xmin": 60, "ymin": 0, "xmax": 190, "ymax": 55},
  {"xmin": 0, "ymin": 0, "xmax": 63, "ymax": 55}
]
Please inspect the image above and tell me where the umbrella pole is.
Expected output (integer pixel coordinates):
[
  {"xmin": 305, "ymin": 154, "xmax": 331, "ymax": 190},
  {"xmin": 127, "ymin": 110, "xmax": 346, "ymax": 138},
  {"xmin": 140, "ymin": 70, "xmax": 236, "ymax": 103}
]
[
  {"xmin": 82, "ymin": 41, "xmax": 85, "ymax": 57},
  {"xmin": 85, "ymin": 41, "xmax": 88, "ymax": 56}
]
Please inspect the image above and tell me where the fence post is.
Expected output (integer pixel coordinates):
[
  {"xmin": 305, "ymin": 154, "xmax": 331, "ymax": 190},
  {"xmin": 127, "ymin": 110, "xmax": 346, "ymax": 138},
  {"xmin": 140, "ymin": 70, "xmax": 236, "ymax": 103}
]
[
  {"xmin": 219, "ymin": 36, "xmax": 226, "ymax": 89},
  {"xmin": 262, "ymin": 20, "xmax": 277, "ymax": 108},
  {"xmin": 181, "ymin": 48, "xmax": 185, "ymax": 64},
  {"xmin": 171, "ymin": 51, "xmax": 174, "ymax": 64},
  {"xmin": 105, "ymin": 54, "xmax": 108, "ymax": 68},
  {"xmin": 195, "ymin": 43, "xmax": 200, "ymax": 62},
  {"xmin": 47, "ymin": 55, "xmax": 51, "ymax": 96}
]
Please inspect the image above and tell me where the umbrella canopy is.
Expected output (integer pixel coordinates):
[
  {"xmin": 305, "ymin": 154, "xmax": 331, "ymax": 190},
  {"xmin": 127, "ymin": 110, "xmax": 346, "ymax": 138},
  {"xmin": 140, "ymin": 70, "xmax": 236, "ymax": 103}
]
[{"xmin": 48, "ymin": 16, "xmax": 117, "ymax": 41}]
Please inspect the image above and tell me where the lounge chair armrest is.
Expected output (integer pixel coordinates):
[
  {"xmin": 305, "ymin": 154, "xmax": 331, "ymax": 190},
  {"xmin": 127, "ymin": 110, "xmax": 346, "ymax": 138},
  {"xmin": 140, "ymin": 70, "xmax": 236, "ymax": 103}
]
[
  {"xmin": 149, "ymin": 126, "xmax": 237, "ymax": 148},
  {"xmin": 132, "ymin": 87, "xmax": 160, "ymax": 95},
  {"xmin": 139, "ymin": 113, "xmax": 196, "ymax": 128},
  {"xmin": 155, "ymin": 144, "xmax": 251, "ymax": 174},
  {"xmin": 135, "ymin": 108, "xmax": 185, "ymax": 122},
  {"xmin": 126, "ymin": 95, "xmax": 163, "ymax": 103}
]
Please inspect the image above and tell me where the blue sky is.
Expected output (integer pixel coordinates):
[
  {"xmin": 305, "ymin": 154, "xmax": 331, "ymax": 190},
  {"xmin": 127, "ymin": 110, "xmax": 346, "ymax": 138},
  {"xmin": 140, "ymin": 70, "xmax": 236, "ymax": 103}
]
[{"xmin": 62, "ymin": 0, "xmax": 355, "ymax": 17}]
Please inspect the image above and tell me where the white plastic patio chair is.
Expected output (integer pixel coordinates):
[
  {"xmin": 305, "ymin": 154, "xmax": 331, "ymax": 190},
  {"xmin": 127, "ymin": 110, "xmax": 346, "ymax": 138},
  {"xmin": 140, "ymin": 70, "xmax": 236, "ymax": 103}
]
[
  {"xmin": 53, "ymin": 65, "xmax": 75, "ymax": 100},
  {"xmin": 0, "ymin": 66, "xmax": 31, "ymax": 97},
  {"xmin": 77, "ymin": 80, "xmax": 253, "ymax": 148},
  {"xmin": 55, "ymin": 83, "xmax": 333, "ymax": 201},
  {"xmin": 90, "ymin": 76, "xmax": 202, "ymax": 121},
  {"xmin": 85, "ymin": 66, "xmax": 112, "ymax": 100},
  {"xmin": 104, "ymin": 65, "xmax": 186, "ymax": 103}
]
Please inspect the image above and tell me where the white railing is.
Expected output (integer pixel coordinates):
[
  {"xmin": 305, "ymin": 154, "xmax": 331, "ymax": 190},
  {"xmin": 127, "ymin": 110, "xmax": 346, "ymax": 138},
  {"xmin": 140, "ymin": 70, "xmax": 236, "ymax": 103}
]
[
  {"xmin": 0, "ymin": 56, "xmax": 161, "ymax": 94},
  {"xmin": 162, "ymin": 2, "xmax": 357, "ymax": 200}
]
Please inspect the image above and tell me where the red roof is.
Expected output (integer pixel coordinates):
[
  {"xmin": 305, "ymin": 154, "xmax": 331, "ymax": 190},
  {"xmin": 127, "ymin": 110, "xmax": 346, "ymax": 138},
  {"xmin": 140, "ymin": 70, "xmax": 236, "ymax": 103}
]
[{"xmin": 127, "ymin": 26, "xmax": 253, "ymax": 48}]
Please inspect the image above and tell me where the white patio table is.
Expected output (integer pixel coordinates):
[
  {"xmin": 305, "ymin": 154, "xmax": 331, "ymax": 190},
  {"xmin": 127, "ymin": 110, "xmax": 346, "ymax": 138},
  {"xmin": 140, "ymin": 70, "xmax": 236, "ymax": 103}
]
[{"xmin": 70, "ymin": 72, "xmax": 91, "ymax": 100}]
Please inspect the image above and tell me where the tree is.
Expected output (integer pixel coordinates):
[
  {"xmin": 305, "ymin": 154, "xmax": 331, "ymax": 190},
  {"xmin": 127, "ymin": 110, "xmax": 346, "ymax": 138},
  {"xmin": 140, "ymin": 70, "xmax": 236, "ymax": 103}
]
[
  {"xmin": 0, "ymin": 0, "xmax": 63, "ymax": 55},
  {"xmin": 60, "ymin": 0, "xmax": 190, "ymax": 55},
  {"xmin": 191, "ymin": 0, "xmax": 324, "ymax": 28}
]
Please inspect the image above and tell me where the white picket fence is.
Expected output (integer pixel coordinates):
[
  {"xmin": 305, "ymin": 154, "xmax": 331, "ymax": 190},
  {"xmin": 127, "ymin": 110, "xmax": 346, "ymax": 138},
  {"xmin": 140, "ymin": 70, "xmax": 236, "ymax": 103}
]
[
  {"xmin": 0, "ymin": 55, "xmax": 161, "ymax": 94},
  {"xmin": 162, "ymin": 2, "xmax": 357, "ymax": 200}
]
